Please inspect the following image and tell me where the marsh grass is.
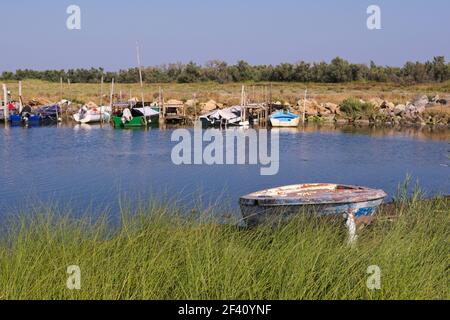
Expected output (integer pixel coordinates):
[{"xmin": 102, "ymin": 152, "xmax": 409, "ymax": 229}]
[
  {"xmin": 4, "ymin": 80, "xmax": 450, "ymax": 107},
  {"xmin": 0, "ymin": 196, "xmax": 448, "ymax": 300}
]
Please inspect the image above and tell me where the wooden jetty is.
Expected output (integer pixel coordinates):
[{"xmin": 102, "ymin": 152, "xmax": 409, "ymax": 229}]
[{"xmin": 159, "ymin": 98, "xmax": 187, "ymax": 124}]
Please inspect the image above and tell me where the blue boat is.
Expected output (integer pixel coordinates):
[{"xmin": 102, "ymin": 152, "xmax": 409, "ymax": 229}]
[
  {"xmin": 36, "ymin": 105, "xmax": 61, "ymax": 123},
  {"xmin": 240, "ymin": 184, "xmax": 387, "ymax": 241},
  {"xmin": 270, "ymin": 110, "xmax": 300, "ymax": 127},
  {"xmin": 8, "ymin": 114, "xmax": 22, "ymax": 125}
]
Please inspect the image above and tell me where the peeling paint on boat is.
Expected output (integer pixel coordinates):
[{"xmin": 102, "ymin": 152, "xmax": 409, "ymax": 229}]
[{"xmin": 239, "ymin": 184, "xmax": 387, "ymax": 228}]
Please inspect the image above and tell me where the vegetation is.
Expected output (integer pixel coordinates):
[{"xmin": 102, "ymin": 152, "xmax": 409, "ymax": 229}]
[
  {"xmin": 0, "ymin": 195, "xmax": 448, "ymax": 300},
  {"xmin": 3, "ymin": 79, "xmax": 450, "ymax": 108},
  {"xmin": 340, "ymin": 98, "xmax": 376, "ymax": 121},
  {"xmin": 1, "ymin": 56, "xmax": 449, "ymax": 84}
]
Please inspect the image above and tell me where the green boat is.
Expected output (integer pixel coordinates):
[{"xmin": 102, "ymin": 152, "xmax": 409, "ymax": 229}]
[
  {"xmin": 112, "ymin": 106, "xmax": 160, "ymax": 128},
  {"xmin": 112, "ymin": 115, "xmax": 148, "ymax": 128}
]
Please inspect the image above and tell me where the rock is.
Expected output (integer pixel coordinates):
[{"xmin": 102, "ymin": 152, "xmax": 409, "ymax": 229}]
[
  {"xmin": 299, "ymin": 99, "xmax": 320, "ymax": 116},
  {"xmin": 323, "ymin": 102, "xmax": 339, "ymax": 114},
  {"xmin": 369, "ymin": 98, "xmax": 384, "ymax": 109},
  {"xmin": 201, "ymin": 99, "xmax": 219, "ymax": 112},
  {"xmin": 185, "ymin": 99, "xmax": 198, "ymax": 107},
  {"xmin": 380, "ymin": 101, "xmax": 395, "ymax": 111},
  {"xmin": 411, "ymin": 95, "xmax": 429, "ymax": 109},
  {"xmin": 393, "ymin": 104, "xmax": 406, "ymax": 116}
]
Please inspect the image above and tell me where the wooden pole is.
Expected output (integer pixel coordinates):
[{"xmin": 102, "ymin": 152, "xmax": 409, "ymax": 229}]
[
  {"xmin": 303, "ymin": 89, "xmax": 307, "ymax": 124},
  {"xmin": 100, "ymin": 75, "xmax": 104, "ymax": 124},
  {"xmin": 110, "ymin": 78, "xmax": 115, "ymax": 110},
  {"xmin": 60, "ymin": 77, "xmax": 63, "ymax": 102},
  {"xmin": 136, "ymin": 42, "xmax": 147, "ymax": 125},
  {"xmin": 3, "ymin": 84, "xmax": 8, "ymax": 124},
  {"xmin": 18, "ymin": 81, "xmax": 23, "ymax": 113},
  {"xmin": 193, "ymin": 93, "xmax": 197, "ymax": 121}
]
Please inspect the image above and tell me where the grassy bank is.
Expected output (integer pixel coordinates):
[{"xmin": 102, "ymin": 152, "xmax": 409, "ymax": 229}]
[
  {"xmin": 0, "ymin": 196, "xmax": 448, "ymax": 300},
  {"xmin": 3, "ymin": 79, "xmax": 450, "ymax": 106}
]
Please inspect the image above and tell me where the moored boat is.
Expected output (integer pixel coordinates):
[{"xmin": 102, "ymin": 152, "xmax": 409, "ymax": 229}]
[
  {"xmin": 270, "ymin": 110, "xmax": 300, "ymax": 127},
  {"xmin": 240, "ymin": 184, "xmax": 387, "ymax": 240},
  {"xmin": 199, "ymin": 106, "xmax": 246, "ymax": 127},
  {"xmin": 36, "ymin": 105, "xmax": 62, "ymax": 123},
  {"xmin": 112, "ymin": 106, "xmax": 159, "ymax": 128},
  {"xmin": 73, "ymin": 103, "xmax": 111, "ymax": 124}
]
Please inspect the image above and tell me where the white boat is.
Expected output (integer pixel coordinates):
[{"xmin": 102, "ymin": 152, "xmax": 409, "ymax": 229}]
[
  {"xmin": 199, "ymin": 106, "xmax": 245, "ymax": 127},
  {"xmin": 270, "ymin": 111, "xmax": 300, "ymax": 127},
  {"xmin": 73, "ymin": 105, "xmax": 112, "ymax": 124}
]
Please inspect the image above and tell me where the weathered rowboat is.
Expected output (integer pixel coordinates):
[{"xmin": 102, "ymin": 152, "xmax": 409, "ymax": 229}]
[
  {"xmin": 240, "ymin": 184, "xmax": 387, "ymax": 241},
  {"xmin": 270, "ymin": 111, "xmax": 300, "ymax": 127}
]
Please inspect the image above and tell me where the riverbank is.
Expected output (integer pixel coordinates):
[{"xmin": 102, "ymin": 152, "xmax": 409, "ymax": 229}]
[
  {"xmin": 2, "ymin": 80, "xmax": 449, "ymax": 127},
  {"xmin": 0, "ymin": 196, "xmax": 448, "ymax": 300}
]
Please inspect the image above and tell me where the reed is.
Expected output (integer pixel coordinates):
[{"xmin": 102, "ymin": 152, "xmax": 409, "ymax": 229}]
[{"xmin": 0, "ymin": 196, "xmax": 448, "ymax": 300}]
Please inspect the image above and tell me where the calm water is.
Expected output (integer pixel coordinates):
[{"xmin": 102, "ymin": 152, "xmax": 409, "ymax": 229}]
[{"xmin": 0, "ymin": 123, "xmax": 449, "ymax": 218}]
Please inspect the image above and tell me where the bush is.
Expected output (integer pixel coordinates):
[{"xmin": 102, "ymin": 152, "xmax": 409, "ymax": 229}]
[{"xmin": 340, "ymin": 98, "xmax": 375, "ymax": 120}]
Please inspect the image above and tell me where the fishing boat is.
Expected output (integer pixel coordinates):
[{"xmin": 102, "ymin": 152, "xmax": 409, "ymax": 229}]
[
  {"xmin": 240, "ymin": 184, "xmax": 387, "ymax": 240},
  {"xmin": 73, "ymin": 104, "xmax": 111, "ymax": 124},
  {"xmin": 199, "ymin": 106, "xmax": 247, "ymax": 127},
  {"xmin": 270, "ymin": 110, "xmax": 300, "ymax": 127},
  {"xmin": 112, "ymin": 106, "xmax": 159, "ymax": 128},
  {"xmin": 36, "ymin": 105, "xmax": 61, "ymax": 123},
  {"xmin": 8, "ymin": 105, "xmax": 40, "ymax": 125}
]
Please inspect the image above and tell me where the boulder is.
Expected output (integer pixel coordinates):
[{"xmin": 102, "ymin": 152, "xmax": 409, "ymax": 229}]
[
  {"xmin": 411, "ymin": 95, "xmax": 429, "ymax": 109},
  {"xmin": 317, "ymin": 104, "xmax": 331, "ymax": 116},
  {"xmin": 323, "ymin": 102, "xmax": 340, "ymax": 114},
  {"xmin": 393, "ymin": 104, "xmax": 406, "ymax": 116},
  {"xmin": 298, "ymin": 99, "xmax": 320, "ymax": 116},
  {"xmin": 201, "ymin": 99, "xmax": 219, "ymax": 112},
  {"xmin": 185, "ymin": 99, "xmax": 198, "ymax": 107},
  {"xmin": 380, "ymin": 101, "xmax": 395, "ymax": 111},
  {"xmin": 369, "ymin": 98, "xmax": 384, "ymax": 109}
]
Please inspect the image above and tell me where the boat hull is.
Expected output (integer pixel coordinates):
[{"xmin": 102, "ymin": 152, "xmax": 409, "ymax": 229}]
[
  {"xmin": 270, "ymin": 111, "xmax": 300, "ymax": 127},
  {"xmin": 112, "ymin": 116, "xmax": 148, "ymax": 128},
  {"xmin": 240, "ymin": 198, "xmax": 384, "ymax": 227},
  {"xmin": 73, "ymin": 112, "xmax": 110, "ymax": 124},
  {"xmin": 239, "ymin": 184, "xmax": 387, "ymax": 227}
]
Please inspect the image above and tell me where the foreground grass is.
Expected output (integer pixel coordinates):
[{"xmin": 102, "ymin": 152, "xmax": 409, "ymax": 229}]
[{"xmin": 0, "ymin": 197, "xmax": 448, "ymax": 300}]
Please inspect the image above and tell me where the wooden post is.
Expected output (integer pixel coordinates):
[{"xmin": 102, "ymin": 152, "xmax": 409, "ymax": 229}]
[
  {"xmin": 241, "ymin": 85, "xmax": 247, "ymax": 123},
  {"xmin": 67, "ymin": 79, "xmax": 71, "ymax": 120},
  {"xmin": 18, "ymin": 81, "xmax": 23, "ymax": 113},
  {"xmin": 136, "ymin": 42, "xmax": 147, "ymax": 126},
  {"xmin": 3, "ymin": 84, "xmax": 8, "ymax": 124},
  {"xmin": 193, "ymin": 93, "xmax": 197, "ymax": 121},
  {"xmin": 110, "ymin": 78, "xmax": 115, "ymax": 111},
  {"xmin": 60, "ymin": 77, "xmax": 63, "ymax": 102},
  {"xmin": 100, "ymin": 75, "xmax": 104, "ymax": 123},
  {"xmin": 303, "ymin": 89, "xmax": 307, "ymax": 124}
]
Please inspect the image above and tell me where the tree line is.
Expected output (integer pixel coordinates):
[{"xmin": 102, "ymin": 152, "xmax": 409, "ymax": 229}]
[{"xmin": 1, "ymin": 56, "xmax": 448, "ymax": 84}]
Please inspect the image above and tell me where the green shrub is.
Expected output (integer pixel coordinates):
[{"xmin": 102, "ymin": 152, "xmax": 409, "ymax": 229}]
[{"xmin": 340, "ymin": 98, "xmax": 375, "ymax": 120}]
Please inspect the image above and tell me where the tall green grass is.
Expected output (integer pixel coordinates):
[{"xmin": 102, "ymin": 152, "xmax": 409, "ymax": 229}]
[{"xmin": 0, "ymin": 196, "xmax": 448, "ymax": 300}]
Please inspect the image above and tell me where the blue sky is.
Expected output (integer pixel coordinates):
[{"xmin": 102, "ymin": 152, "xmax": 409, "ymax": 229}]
[{"xmin": 1, "ymin": 0, "xmax": 449, "ymax": 71}]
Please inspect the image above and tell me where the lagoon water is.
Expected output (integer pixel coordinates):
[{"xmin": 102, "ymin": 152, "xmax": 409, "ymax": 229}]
[{"xmin": 0, "ymin": 123, "xmax": 448, "ymax": 218}]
